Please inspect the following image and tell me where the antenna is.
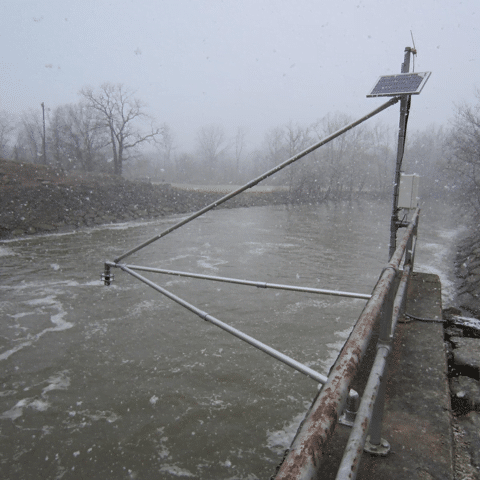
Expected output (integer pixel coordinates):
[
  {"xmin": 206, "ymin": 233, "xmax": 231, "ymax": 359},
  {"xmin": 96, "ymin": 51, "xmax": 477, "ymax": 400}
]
[{"xmin": 410, "ymin": 31, "xmax": 417, "ymax": 71}]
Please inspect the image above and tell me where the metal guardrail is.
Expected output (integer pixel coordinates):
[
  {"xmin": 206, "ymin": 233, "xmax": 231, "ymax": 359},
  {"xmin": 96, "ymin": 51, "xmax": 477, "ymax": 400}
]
[{"xmin": 274, "ymin": 208, "xmax": 419, "ymax": 480}]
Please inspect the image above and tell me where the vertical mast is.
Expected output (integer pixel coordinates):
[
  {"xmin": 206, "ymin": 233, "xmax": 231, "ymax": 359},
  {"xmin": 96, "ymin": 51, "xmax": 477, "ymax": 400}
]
[{"xmin": 389, "ymin": 47, "xmax": 415, "ymax": 259}]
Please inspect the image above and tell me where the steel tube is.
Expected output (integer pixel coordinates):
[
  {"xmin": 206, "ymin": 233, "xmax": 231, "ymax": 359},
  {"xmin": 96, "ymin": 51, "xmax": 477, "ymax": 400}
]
[
  {"xmin": 367, "ymin": 276, "xmax": 396, "ymax": 447},
  {"xmin": 389, "ymin": 48, "xmax": 413, "ymax": 260},
  {"xmin": 119, "ymin": 264, "xmax": 372, "ymax": 300},
  {"xmin": 388, "ymin": 208, "xmax": 419, "ymax": 268},
  {"xmin": 335, "ymin": 347, "xmax": 390, "ymax": 480},
  {"xmin": 114, "ymin": 97, "xmax": 399, "ymax": 263},
  {"xmin": 335, "ymin": 265, "xmax": 412, "ymax": 480},
  {"xmin": 391, "ymin": 264, "xmax": 411, "ymax": 334},
  {"xmin": 118, "ymin": 264, "xmax": 328, "ymax": 385}
]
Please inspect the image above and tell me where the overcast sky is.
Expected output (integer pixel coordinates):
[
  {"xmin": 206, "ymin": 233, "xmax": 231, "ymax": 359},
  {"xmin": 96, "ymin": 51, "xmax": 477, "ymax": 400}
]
[{"xmin": 1, "ymin": 0, "xmax": 478, "ymax": 151}]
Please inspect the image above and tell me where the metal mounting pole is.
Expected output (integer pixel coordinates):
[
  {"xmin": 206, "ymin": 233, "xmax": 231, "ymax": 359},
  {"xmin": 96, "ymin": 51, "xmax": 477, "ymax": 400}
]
[
  {"xmin": 364, "ymin": 268, "xmax": 397, "ymax": 455},
  {"xmin": 41, "ymin": 102, "xmax": 47, "ymax": 165},
  {"xmin": 389, "ymin": 47, "xmax": 415, "ymax": 260}
]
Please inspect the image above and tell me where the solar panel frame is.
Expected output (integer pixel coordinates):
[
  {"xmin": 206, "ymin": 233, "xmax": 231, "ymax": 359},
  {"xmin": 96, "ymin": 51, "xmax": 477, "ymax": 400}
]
[{"xmin": 367, "ymin": 72, "xmax": 431, "ymax": 97}]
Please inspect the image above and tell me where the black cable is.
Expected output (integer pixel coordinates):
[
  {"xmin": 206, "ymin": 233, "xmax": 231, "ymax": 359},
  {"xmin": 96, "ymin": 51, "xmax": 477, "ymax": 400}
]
[{"xmin": 404, "ymin": 312, "xmax": 444, "ymax": 323}]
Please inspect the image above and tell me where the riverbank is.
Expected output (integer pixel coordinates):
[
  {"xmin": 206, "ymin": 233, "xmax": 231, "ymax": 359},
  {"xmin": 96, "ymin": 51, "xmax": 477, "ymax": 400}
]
[
  {"xmin": 454, "ymin": 232, "xmax": 480, "ymax": 317},
  {"xmin": 0, "ymin": 159, "xmax": 288, "ymax": 239},
  {"xmin": 446, "ymin": 231, "xmax": 480, "ymax": 478}
]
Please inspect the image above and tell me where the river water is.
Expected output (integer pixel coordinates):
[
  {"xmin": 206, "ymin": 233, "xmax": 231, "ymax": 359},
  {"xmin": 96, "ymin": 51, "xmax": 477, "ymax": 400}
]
[{"xmin": 0, "ymin": 199, "xmax": 459, "ymax": 479}]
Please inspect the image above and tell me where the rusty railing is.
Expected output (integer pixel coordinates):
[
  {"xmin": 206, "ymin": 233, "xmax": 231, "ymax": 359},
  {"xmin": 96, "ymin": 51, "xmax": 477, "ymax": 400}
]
[{"xmin": 274, "ymin": 208, "xmax": 419, "ymax": 480}]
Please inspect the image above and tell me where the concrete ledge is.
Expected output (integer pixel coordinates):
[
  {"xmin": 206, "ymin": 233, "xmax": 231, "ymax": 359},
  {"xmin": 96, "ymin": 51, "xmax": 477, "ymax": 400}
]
[{"xmin": 357, "ymin": 272, "xmax": 453, "ymax": 479}]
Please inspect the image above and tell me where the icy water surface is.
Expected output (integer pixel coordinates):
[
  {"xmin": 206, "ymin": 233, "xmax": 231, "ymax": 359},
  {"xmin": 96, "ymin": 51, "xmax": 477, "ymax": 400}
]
[{"xmin": 0, "ymin": 200, "xmax": 458, "ymax": 479}]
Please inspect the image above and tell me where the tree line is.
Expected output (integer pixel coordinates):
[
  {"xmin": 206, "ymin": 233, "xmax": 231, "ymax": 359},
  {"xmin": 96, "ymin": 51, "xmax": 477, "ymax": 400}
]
[
  {"xmin": 1, "ymin": 82, "xmax": 479, "ymax": 213},
  {"xmin": 1, "ymin": 83, "xmax": 163, "ymax": 176}
]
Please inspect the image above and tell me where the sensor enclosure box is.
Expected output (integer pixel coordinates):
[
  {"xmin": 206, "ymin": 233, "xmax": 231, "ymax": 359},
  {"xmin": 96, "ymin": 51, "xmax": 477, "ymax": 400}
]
[{"xmin": 398, "ymin": 174, "xmax": 420, "ymax": 209}]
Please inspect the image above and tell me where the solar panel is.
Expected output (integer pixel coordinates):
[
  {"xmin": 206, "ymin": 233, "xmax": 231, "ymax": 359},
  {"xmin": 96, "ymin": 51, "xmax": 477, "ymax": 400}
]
[{"xmin": 367, "ymin": 72, "xmax": 431, "ymax": 97}]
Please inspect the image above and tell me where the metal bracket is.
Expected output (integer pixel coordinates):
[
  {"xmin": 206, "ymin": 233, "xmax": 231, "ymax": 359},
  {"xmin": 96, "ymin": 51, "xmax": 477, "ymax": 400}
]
[
  {"xmin": 101, "ymin": 263, "xmax": 114, "ymax": 286},
  {"xmin": 364, "ymin": 435, "xmax": 390, "ymax": 456},
  {"xmin": 339, "ymin": 389, "xmax": 360, "ymax": 427}
]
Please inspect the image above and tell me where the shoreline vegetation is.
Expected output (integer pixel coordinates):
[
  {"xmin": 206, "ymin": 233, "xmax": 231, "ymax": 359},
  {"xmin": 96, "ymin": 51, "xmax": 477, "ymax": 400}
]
[
  {"xmin": 0, "ymin": 159, "xmax": 289, "ymax": 239},
  {"xmin": 0, "ymin": 158, "xmax": 383, "ymax": 240}
]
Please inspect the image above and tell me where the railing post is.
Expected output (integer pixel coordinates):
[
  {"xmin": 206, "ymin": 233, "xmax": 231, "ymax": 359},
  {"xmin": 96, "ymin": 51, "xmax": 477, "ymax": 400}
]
[
  {"xmin": 404, "ymin": 221, "xmax": 417, "ymax": 269},
  {"xmin": 400, "ymin": 219, "xmax": 417, "ymax": 320},
  {"xmin": 364, "ymin": 268, "xmax": 397, "ymax": 455}
]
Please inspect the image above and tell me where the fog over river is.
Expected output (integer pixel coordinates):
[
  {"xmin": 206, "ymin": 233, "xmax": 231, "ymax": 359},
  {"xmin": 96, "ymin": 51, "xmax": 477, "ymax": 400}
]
[{"xmin": 0, "ymin": 199, "xmax": 458, "ymax": 479}]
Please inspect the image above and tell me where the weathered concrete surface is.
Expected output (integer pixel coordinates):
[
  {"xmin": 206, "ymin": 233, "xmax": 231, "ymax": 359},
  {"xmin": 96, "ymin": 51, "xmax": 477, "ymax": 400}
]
[
  {"xmin": 357, "ymin": 273, "xmax": 453, "ymax": 479},
  {"xmin": 310, "ymin": 272, "xmax": 454, "ymax": 479},
  {"xmin": 450, "ymin": 337, "xmax": 480, "ymax": 377},
  {"xmin": 456, "ymin": 412, "xmax": 480, "ymax": 471},
  {"xmin": 450, "ymin": 376, "xmax": 480, "ymax": 410}
]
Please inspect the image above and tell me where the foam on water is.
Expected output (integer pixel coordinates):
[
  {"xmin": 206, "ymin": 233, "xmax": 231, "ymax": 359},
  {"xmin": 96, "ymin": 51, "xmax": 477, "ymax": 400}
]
[
  {"xmin": 415, "ymin": 226, "xmax": 461, "ymax": 306},
  {"xmin": 245, "ymin": 241, "xmax": 299, "ymax": 256},
  {"xmin": 319, "ymin": 326, "xmax": 354, "ymax": 374},
  {"xmin": 42, "ymin": 370, "xmax": 71, "ymax": 395},
  {"xmin": 266, "ymin": 325, "xmax": 353, "ymax": 455},
  {"xmin": 0, "ymin": 245, "xmax": 16, "ymax": 257},
  {"xmin": 0, "ymin": 279, "xmax": 99, "ymax": 292},
  {"xmin": 0, "ymin": 397, "xmax": 50, "ymax": 420},
  {"xmin": 197, "ymin": 255, "xmax": 229, "ymax": 272},
  {"xmin": 65, "ymin": 409, "xmax": 120, "ymax": 424},
  {"xmin": 0, "ymin": 371, "xmax": 70, "ymax": 419},
  {"xmin": 0, "ymin": 295, "xmax": 73, "ymax": 361},
  {"xmin": 159, "ymin": 464, "xmax": 196, "ymax": 477},
  {"xmin": 266, "ymin": 406, "xmax": 310, "ymax": 455}
]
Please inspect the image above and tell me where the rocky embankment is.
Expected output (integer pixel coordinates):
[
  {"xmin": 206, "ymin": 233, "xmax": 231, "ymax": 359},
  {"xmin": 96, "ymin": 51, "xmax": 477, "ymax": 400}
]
[
  {"xmin": 444, "ymin": 233, "xmax": 480, "ymax": 477},
  {"xmin": 0, "ymin": 159, "xmax": 288, "ymax": 239},
  {"xmin": 454, "ymin": 234, "xmax": 480, "ymax": 317}
]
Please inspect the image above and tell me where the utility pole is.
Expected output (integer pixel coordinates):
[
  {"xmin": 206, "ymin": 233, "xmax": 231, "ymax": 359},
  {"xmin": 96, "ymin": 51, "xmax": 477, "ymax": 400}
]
[
  {"xmin": 388, "ymin": 47, "xmax": 416, "ymax": 260},
  {"xmin": 41, "ymin": 102, "xmax": 47, "ymax": 165}
]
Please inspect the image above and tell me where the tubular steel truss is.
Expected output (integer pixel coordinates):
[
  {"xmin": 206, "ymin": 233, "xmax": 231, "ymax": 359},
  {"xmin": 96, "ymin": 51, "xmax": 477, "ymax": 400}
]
[
  {"xmin": 103, "ymin": 98, "xmax": 398, "ymax": 394},
  {"xmin": 102, "ymin": 76, "xmax": 421, "ymax": 479}
]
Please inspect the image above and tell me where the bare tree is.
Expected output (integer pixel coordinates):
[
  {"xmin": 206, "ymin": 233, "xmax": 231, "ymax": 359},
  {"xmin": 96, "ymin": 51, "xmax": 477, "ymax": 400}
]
[
  {"xmin": 445, "ymin": 90, "xmax": 480, "ymax": 214},
  {"xmin": 156, "ymin": 123, "xmax": 175, "ymax": 180},
  {"xmin": 233, "ymin": 126, "xmax": 247, "ymax": 182},
  {"xmin": 48, "ymin": 102, "xmax": 109, "ymax": 172},
  {"xmin": 14, "ymin": 111, "xmax": 43, "ymax": 164},
  {"xmin": 196, "ymin": 124, "xmax": 229, "ymax": 183},
  {"xmin": 283, "ymin": 121, "xmax": 312, "ymax": 193},
  {"xmin": 80, "ymin": 83, "xmax": 161, "ymax": 176},
  {"xmin": 309, "ymin": 113, "xmax": 376, "ymax": 200},
  {"xmin": 311, "ymin": 113, "xmax": 353, "ymax": 199},
  {"xmin": 370, "ymin": 123, "xmax": 395, "ymax": 195},
  {"xmin": 403, "ymin": 124, "xmax": 446, "ymax": 198},
  {"xmin": 0, "ymin": 111, "xmax": 16, "ymax": 159},
  {"xmin": 258, "ymin": 126, "xmax": 287, "ymax": 184},
  {"xmin": 174, "ymin": 151, "xmax": 199, "ymax": 183}
]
